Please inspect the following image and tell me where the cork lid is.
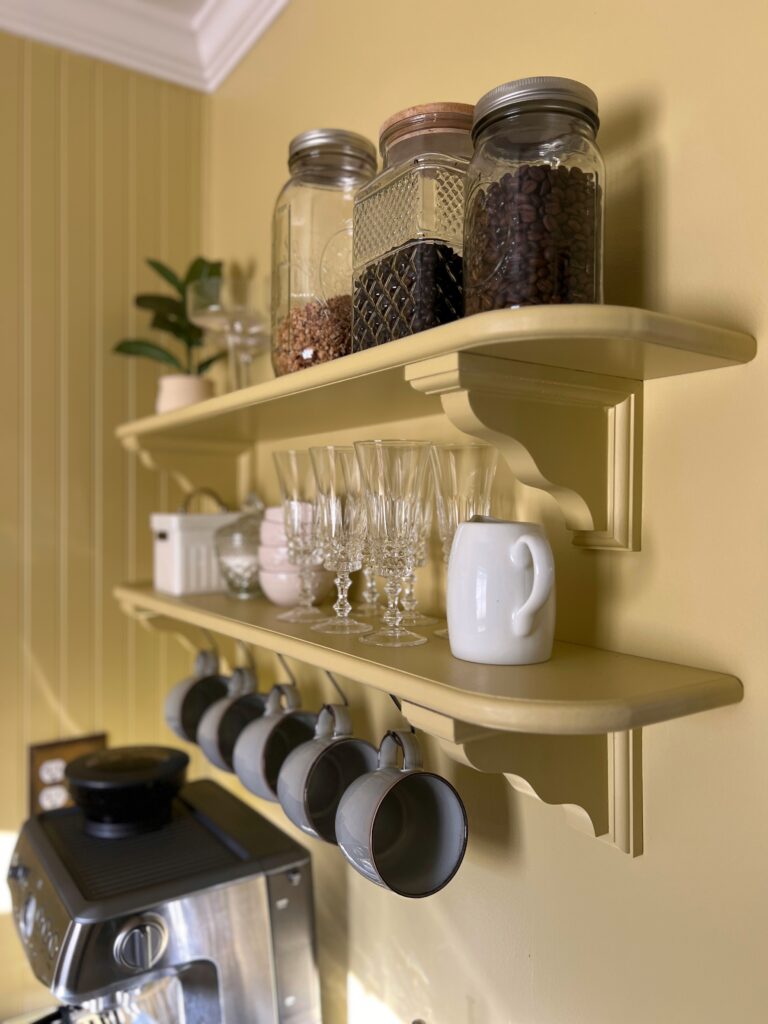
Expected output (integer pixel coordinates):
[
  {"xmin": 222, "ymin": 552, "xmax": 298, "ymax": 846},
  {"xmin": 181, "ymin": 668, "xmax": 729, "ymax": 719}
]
[{"xmin": 379, "ymin": 102, "xmax": 474, "ymax": 153}]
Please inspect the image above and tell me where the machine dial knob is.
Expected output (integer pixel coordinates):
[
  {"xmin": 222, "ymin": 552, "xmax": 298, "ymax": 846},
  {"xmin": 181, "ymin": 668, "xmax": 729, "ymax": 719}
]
[{"xmin": 113, "ymin": 915, "xmax": 168, "ymax": 971}]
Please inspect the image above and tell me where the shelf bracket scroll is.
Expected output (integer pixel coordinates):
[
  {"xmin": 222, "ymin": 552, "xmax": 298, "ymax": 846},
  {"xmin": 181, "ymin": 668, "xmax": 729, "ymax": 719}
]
[
  {"xmin": 405, "ymin": 350, "xmax": 643, "ymax": 550},
  {"xmin": 401, "ymin": 702, "xmax": 643, "ymax": 856}
]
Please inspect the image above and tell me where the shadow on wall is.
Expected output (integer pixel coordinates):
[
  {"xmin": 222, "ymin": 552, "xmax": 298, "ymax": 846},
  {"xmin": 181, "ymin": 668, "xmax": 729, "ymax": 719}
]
[{"xmin": 600, "ymin": 94, "xmax": 663, "ymax": 310}]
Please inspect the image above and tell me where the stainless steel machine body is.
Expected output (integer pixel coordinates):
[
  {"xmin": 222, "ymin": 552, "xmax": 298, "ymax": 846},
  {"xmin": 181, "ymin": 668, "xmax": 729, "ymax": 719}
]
[{"xmin": 7, "ymin": 780, "xmax": 322, "ymax": 1023}]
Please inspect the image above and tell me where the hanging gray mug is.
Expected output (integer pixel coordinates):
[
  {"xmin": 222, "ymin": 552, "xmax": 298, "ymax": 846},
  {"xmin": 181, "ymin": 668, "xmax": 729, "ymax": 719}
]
[
  {"xmin": 164, "ymin": 649, "xmax": 229, "ymax": 743},
  {"xmin": 335, "ymin": 730, "xmax": 468, "ymax": 898},
  {"xmin": 232, "ymin": 683, "xmax": 317, "ymax": 802},
  {"xmin": 277, "ymin": 704, "xmax": 378, "ymax": 843},
  {"xmin": 196, "ymin": 667, "xmax": 266, "ymax": 772}
]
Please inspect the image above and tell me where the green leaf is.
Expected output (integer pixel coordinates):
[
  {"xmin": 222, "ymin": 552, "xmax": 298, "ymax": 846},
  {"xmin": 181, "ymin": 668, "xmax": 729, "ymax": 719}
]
[
  {"xmin": 151, "ymin": 312, "xmax": 204, "ymax": 346},
  {"xmin": 147, "ymin": 259, "xmax": 185, "ymax": 296},
  {"xmin": 196, "ymin": 350, "xmax": 228, "ymax": 375},
  {"xmin": 135, "ymin": 294, "xmax": 185, "ymax": 317},
  {"xmin": 113, "ymin": 340, "xmax": 184, "ymax": 369},
  {"xmin": 185, "ymin": 256, "xmax": 223, "ymax": 286}
]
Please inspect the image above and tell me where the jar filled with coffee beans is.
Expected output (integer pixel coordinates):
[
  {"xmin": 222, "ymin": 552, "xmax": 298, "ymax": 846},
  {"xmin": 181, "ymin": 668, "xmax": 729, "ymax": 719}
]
[
  {"xmin": 271, "ymin": 129, "xmax": 377, "ymax": 376},
  {"xmin": 464, "ymin": 78, "xmax": 604, "ymax": 313},
  {"xmin": 352, "ymin": 103, "xmax": 474, "ymax": 350}
]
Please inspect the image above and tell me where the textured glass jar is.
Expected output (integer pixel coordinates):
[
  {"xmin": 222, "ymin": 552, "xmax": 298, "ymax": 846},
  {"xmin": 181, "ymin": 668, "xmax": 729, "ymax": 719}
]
[
  {"xmin": 351, "ymin": 103, "xmax": 474, "ymax": 350},
  {"xmin": 215, "ymin": 511, "xmax": 263, "ymax": 600},
  {"xmin": 464, "ymin": 78, "xmax": 604, "ymax": 313},
  {"xmin": 271, "ymin": 129, "xmax": 377, "ymax": 376}
]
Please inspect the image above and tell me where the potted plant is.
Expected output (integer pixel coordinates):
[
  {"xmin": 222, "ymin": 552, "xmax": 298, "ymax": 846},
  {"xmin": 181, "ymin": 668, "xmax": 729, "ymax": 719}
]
[{"xmin": 114, "ymin": 256, "xmax": 226, "ymax": 414}]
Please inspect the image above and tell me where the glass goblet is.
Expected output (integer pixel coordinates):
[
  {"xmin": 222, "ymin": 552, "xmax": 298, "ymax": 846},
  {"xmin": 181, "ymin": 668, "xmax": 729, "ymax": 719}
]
[
  {"xmin": 431, "ymin": 442, "xmax": 499, "ymax": 637},
  {"xmin": 187, "ymin": 272, "xmax": 268, "ymax": 391},
  {"xmin": 273, "ymin": 449, "xmax": 325, "ymax": 623},
  {"xmin": 354, "ymin": 440, "xmax": 433, "ymax": 648},
  {"xmin": 309, "ymin": 446, "xmax": 372, "ymax": 636}
]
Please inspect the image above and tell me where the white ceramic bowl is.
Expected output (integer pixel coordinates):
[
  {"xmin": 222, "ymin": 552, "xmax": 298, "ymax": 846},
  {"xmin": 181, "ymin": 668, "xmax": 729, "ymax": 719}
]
[
  {"xmin": 260, "ymin": 519, "xmax": 288, "ymax": 546},
  {"xmin": 259, "ymin": 568, "xmax": 334, "ymax": 607},
  {"xmin": 258, "ymin": 544, "xmax": 296, "ymax": 573}
]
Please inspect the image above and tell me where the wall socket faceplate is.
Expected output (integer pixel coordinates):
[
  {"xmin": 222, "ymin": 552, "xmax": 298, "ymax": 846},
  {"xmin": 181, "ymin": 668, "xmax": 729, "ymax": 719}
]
[{"xmin": 29, "ymin": 734, "xmax": 107, "ymax": 816}]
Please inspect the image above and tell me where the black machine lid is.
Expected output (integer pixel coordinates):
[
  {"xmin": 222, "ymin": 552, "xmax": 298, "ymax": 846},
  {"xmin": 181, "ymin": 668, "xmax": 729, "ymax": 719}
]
[{"xmin": 66, "ymin": 747, "xmax": 189, "ymax": 839}]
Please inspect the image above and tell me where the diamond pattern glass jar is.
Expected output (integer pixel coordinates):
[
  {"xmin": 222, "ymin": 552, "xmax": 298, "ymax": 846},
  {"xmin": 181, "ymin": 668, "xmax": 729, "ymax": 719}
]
[{"xmin": 351, "ymin": 103, "xmax": 474, "ymax": 351}]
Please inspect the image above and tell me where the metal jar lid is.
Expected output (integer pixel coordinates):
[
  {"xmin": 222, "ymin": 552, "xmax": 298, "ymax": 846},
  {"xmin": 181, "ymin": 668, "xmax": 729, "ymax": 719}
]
[
  {"xmin": 472, "ymin": 77, "xmax": 599, "ymax": 137},
  {"xmin": 288, "ymin": 128, "xmax": 377, "ymax": 171}
]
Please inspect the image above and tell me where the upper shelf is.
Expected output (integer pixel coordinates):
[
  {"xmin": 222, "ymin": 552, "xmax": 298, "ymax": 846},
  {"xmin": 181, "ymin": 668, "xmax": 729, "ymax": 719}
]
[
  {"xmin": 115, "ymin": 306, "xmax": 756, "ymax": 450},
  {"xmin": 115, "ymin": 584, "xmax": 743, "ymax": 737}
]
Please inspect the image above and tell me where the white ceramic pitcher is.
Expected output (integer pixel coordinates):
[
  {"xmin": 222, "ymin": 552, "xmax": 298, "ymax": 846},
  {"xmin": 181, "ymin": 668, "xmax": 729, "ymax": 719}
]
[{"xmin": 446, "ymin": 516, "xmax": 555, "ymax": 665}]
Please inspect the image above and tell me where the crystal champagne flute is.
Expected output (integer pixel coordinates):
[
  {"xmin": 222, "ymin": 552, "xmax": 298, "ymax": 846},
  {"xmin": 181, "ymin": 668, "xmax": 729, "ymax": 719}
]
[
  {"xmin": 273, "ymin": 449, "xmax": 324, "ymax": 623},
  {"xmin": 354, "ymin": 440, "xmax": 433, "ymax": 648},
  {"xmin": 431, "ymin": 442, "xmax": 499, "ymax": 637},
  {"xmin": 309, "ymin": 445, "xmax": 372, "ymax": 636}
]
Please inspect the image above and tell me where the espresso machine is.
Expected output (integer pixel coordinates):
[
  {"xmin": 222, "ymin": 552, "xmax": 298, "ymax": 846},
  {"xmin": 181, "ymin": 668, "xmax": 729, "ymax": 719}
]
[{"xmin": 6, "ymin": 747, "xmax": 322, "ymax": 1023}]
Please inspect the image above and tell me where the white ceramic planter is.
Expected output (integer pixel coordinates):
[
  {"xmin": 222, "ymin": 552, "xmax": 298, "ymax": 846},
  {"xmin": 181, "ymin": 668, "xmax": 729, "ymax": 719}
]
[{"xmin": 155, "ymin": 374, "xmax": 214, "ymax": 414}]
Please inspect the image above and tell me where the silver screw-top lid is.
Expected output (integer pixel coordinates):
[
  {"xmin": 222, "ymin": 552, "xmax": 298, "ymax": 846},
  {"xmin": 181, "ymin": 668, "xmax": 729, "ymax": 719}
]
[
  {"xmin": 473, "ymin": 77, "xmax": 599, "ymax": 137},
  {"xmin": 288, "ymin": 128, "xmax": 377, "ymax": 170}
]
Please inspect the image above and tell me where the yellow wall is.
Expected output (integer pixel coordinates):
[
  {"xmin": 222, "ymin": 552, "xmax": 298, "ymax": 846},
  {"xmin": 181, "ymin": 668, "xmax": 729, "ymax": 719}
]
[
  {"xmin": 0, "ymin": 34, "xmax": 206, "ymax": 1015},
  {"xmin": 203, "ymin": 1, "xmax": 768, "ymax": 1022},
  {"xmin": 3, "ymin": 1, "xmax": 768, "ymax": 1021}
]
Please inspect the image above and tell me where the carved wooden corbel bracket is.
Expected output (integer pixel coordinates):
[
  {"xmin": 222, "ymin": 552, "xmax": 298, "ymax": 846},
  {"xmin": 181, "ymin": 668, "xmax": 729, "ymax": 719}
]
[
  {"xmin": 406, "ymin": 351, "xmax": 643, "ymax": 550},
  {"xmin": 123, "ymin": 435, "xmax": 249, "ymax": 510},
  {"xmin": 401, "ymin": 702, "xmax": 643, "ymax": 856}
]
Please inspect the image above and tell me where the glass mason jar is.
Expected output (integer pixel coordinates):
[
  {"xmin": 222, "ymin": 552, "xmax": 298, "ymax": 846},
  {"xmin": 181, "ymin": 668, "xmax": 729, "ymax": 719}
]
[
  {"xmin": 271, "ymin": 129, "xmax": 377, "ymax": 376},
  {"xmin": 464, "ymin": 78, "xmax": 604, "ymax": 313},
  {"xmin": 352, "ymin": 102, "xmax": 474, "ymax": 350}
]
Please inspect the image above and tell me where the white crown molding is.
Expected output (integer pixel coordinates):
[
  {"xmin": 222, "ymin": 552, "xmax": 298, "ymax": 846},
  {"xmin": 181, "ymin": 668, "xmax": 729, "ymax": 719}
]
[{"xmin": 0, "ymin": 0, "xmax": 288, "ymax": 92}]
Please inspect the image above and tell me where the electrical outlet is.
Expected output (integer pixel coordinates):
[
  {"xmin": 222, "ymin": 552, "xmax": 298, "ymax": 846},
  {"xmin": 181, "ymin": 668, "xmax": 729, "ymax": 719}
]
[{"xmin": 29, "ymin": 734, "xmax": 107, "ymax": 816}]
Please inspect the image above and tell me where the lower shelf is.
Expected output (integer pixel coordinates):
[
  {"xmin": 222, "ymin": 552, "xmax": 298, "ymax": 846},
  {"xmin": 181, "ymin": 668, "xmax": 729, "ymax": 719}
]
[
  {"xmin": 115, "ymin": 584, "xmax": 741, "ymax": 857},
  {"xmin": 114, "ymin": 584, "xmax": 742, "ymax": 737}
]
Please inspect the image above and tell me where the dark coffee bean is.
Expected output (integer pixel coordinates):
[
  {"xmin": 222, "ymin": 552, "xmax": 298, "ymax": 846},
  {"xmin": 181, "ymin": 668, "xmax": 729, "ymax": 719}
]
[{"xmin": 465, "ymin": 162, "xmax": 601, "ymax": 312}]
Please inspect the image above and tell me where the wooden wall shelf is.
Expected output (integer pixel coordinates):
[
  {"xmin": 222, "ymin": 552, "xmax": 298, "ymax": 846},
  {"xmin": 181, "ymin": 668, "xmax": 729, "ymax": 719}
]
[
  {"xmin": 116, "ymin": 306, "xmax": 754, "ymax": 550},
  {"xmin": 115, "ymin": 584, "xmax": 741, "ymax": 856},
  {"xmin": 114, "ymin": 584, "xmax": 742, "ymax": 737},
  {"xmin": 115, "ymin": 306, "xmax": 753, "ymax": 854}
]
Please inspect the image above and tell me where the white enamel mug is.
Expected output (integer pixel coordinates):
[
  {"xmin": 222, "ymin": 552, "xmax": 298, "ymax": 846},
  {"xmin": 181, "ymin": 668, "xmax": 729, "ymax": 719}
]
[
  {"xmin": 335, "ymin": 731, "xmax": 468, "ymax": 898},
  {"xmin": 277, "ymin": 704, "xmax": 378, "ymax": 843},
  {"xmin": 232, "ymin": 683, "xmax": 317, "ymax": 802},
  {"xmin": 447, "ymin": 516, "xmax": 555, "ymax": 665}
]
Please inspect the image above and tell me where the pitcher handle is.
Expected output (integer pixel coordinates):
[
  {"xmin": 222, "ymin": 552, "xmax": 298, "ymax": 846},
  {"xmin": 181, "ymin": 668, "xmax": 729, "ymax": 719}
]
[{"xmin": 510, "ymin": 534, "xmax": 555, "ymax": 638}]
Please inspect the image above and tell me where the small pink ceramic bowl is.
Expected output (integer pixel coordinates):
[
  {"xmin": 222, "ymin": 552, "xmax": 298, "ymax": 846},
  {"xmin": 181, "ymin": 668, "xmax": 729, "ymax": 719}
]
[
  {"xmin": 264, "ymin": 506, "xmax": 284, "ymax": 524},
  {"xmin": 258, "ymin": 544, "xmax": 296, "ymax": 573},
  {"xmin": 259, "ymin": 569, "xmax": 334, "ymax": 607},
  {"xmin": 260, "ymin": 519, "xmax": 289, "ymax": 547}
]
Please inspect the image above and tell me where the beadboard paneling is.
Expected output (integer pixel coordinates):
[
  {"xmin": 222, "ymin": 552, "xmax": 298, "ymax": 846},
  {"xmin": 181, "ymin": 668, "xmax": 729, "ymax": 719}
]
[{"xmin": 0, "ymin": 33, "xmax": 204, "ymax": 1015}]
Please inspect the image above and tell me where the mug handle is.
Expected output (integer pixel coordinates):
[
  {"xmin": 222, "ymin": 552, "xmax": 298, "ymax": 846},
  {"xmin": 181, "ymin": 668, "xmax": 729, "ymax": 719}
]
[
  {"xmin": 510, "ymin": 533, "xmax": 555, "ymax": 638},
  {"xmin": 227, "ymin": 667, "xmax": 256, "ymax": 698},
  {"xmin": 378, "ymin": 730, "xmax": 422, "ymax": 771},
  {"xmin": 265, "ymin": 682, "xmax": 301, "ymax": 715},
  {"xmin": 194, "ymin": 649, "xmax": 219, "ymax": 678},
  {"xmin": 315, "ymin": 704, "xmax": 352, "ymax": 739}
]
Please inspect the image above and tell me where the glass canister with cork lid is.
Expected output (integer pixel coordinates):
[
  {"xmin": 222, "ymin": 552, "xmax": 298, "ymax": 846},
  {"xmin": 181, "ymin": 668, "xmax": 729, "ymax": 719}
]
[
  {"xmin": 464, "ymin": 77, "xmax": 604, "ymax": 312},
  {"xmin": 271, "ymin": 129, "xmax": 377, "ymax": 376},
  {"xmin": 351, "ymin": 102, "xmax": 474, "ymax": 350}
]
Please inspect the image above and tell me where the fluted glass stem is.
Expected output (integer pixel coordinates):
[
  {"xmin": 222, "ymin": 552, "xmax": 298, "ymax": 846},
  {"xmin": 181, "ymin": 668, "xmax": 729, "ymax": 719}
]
[{"xmin": 333, "ymin": 571, "xmax": 353, "ymax": 619}]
